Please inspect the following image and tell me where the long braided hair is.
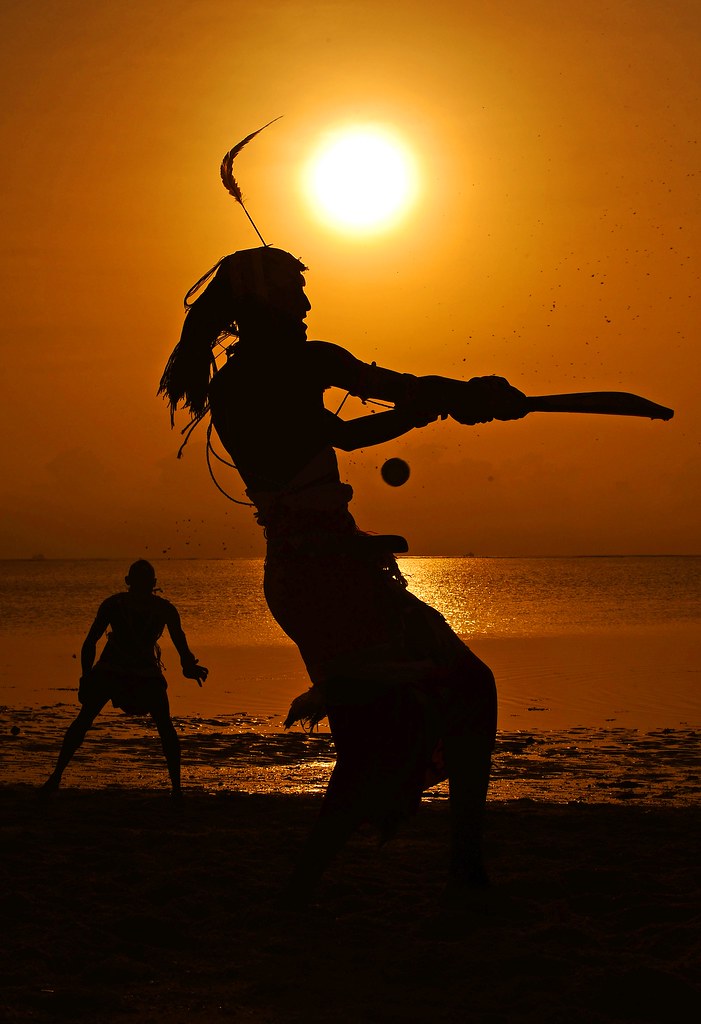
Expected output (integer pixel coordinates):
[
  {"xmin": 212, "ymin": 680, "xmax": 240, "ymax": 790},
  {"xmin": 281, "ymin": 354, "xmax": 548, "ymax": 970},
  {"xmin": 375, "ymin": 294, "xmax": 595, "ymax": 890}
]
[{"xmin": 158, "ymin": 246, "xmax": 307, "ymax": 427}]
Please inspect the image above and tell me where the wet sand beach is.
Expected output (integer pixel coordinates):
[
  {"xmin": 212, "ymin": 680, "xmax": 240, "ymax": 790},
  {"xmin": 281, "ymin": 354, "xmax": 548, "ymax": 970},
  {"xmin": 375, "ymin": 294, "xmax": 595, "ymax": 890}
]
[
  {"xmin": 2, "ymin": 702, "xmax": 700, "ymax": 806},
  {"xmin": 1, "ymin": 786, "xmax": 699, "ymax": 1024}
]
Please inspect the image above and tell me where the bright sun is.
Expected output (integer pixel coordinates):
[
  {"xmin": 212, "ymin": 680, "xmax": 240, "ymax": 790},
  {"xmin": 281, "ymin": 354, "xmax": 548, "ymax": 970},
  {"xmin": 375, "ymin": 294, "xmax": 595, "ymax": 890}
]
[{"xmin": 305, "ymin": 126, "xmax": 419, "ymax": 235}]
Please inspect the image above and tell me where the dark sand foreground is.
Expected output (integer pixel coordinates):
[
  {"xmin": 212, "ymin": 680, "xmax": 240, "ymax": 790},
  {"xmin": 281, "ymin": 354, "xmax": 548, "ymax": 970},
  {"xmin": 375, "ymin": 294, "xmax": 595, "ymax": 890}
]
[{"xmin": 1, "ymin": 786, "xmax": 699, "ymax": 1023}]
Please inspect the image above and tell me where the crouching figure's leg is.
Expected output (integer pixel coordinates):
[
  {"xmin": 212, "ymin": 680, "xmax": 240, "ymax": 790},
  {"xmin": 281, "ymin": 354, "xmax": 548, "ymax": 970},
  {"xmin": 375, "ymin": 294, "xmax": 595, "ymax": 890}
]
[
  {"xmin": 41, "ymin": 693, "xmax": 110, "ymax": 793},
  {"xmin": 150, "ymin": 692, "xmax": 182, "ymax": 797}
]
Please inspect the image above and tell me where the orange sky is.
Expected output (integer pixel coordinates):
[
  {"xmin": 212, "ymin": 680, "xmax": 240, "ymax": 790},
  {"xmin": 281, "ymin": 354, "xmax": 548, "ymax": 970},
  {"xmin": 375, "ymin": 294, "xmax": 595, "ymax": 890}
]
[{"xmin": 1, "ymin": 0, "xmax": 698, "ymax": 558}]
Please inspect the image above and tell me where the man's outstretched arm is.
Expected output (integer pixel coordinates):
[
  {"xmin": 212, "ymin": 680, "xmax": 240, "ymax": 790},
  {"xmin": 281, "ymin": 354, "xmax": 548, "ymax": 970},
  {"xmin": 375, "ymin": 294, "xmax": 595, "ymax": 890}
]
[
  {"xmin": 311, "ymin": 341, "xmax": 528, "ymax": 425},
  {"xmin": 329, "ymin": 406, "xmax": 437, "ymax": 452},
  {"xmin": 165, "ymin": 606, "xmax": 208, "ymax": 685},
  {"xmin": 325, "ymin": 374, "xmax": 527, "ymax": 452}
]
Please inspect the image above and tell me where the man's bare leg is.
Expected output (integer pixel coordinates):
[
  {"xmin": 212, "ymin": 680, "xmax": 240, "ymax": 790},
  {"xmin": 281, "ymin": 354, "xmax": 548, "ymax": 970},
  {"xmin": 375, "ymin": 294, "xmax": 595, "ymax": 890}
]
[
  {"xmin": 443, "ymin": 651, "xmax": 497, "ymax": 888},
  {"xmin": 282, "ymin": 700, "xmax": 371, "ymax": 905},
  {"xmin": 444, "ymin": 732, "xmax": 492, "ymax": 887},
  {"xmin": 41, "ymin": 696, "xmax": 110, "ymax": 793},
  {"xmin": 282, "ymin": 764, "xmax": 366, "ymax": 905},
  {"xmin": 151, "ymin": 698, "xmax": 182, "ymax": 797}
]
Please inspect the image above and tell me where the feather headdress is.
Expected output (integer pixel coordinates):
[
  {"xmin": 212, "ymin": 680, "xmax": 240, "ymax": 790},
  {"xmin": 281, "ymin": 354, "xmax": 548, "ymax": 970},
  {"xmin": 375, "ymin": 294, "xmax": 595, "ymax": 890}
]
[
  {"xmin": 159, "ymin": 118, "xmax": 302, "ymax": 442},
  {"xmin": 219, "ymin": 116, "xmax": 282, "ymax": 245}
]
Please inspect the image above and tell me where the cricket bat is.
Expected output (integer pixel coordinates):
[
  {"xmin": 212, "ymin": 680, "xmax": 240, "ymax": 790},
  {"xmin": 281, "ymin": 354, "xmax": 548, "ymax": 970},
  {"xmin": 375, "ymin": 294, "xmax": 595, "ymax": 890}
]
[{"xmin": 525, "ymin": 392, "xmax": 674, "ymax": 420}]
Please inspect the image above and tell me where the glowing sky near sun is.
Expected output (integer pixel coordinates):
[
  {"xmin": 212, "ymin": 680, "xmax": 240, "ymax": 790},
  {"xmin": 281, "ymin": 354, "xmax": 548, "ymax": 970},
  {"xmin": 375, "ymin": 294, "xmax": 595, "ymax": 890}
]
[
  {"xmin": 304, "ymin": 126, "xmax": 419, "ymax": 233},
  {"xmin": 0, "ymin": 0, "xmax": 698, "ymax": 558}
]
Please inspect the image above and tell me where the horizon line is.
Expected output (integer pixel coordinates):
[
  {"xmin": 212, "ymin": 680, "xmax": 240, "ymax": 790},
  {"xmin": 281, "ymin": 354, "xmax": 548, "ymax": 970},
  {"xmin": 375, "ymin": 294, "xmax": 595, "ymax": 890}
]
[{"xmin": 3, "ymin": 553, "xmax": 699, "ymax": 562}]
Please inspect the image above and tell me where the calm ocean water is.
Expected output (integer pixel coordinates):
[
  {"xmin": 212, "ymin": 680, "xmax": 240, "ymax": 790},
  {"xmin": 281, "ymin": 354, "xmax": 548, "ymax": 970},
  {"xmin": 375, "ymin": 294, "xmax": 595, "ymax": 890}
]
[{"xmin": 1, "ymin": 556, "xmax": 699, "ymax": 643}]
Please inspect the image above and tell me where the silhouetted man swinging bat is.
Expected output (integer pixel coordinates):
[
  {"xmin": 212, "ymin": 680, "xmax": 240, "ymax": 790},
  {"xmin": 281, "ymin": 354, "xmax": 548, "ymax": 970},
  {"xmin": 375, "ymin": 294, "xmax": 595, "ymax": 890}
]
[{"xmin": 159, "ymin": 120, "xmax": 675, "ymax": 902}]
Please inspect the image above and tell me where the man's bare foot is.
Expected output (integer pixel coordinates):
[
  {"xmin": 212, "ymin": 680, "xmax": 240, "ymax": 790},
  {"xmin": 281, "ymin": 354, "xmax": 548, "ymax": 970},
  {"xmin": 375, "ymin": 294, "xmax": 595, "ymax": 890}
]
[{"xmin": 38, "ymin": 776, "xmax": 60, "ymax": 798}]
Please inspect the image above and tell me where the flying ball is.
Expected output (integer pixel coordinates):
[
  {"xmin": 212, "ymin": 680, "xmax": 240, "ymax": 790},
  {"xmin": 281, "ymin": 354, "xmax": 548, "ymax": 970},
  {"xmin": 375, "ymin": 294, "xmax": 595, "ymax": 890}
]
[{"xmin": 381, "ymin": 458, "xmax": 410, "ymax": 487}]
